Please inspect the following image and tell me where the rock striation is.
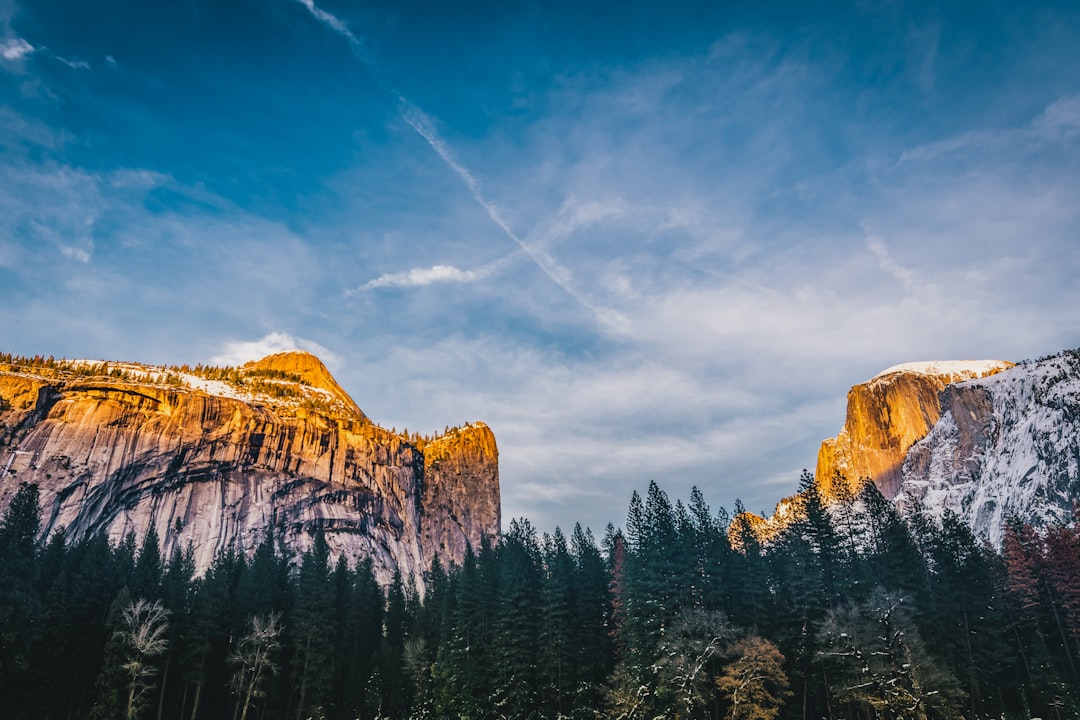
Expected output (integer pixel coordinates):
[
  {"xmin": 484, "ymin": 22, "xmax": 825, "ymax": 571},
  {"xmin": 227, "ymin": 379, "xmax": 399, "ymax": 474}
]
[{"xmin": 0, "ymin": 352, "xmax": 500, "ymax": 590}]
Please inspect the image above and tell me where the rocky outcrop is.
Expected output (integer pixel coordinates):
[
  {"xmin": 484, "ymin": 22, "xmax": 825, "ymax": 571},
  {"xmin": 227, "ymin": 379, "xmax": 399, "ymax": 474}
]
[
  {"xmin": 896, "ymin": 351, "xmax": 1080, "ymax": 545},
  {"xmin": 0, "ymin": 352, "xmax": 500, "ymax": 590},
  {"xmin": 816, "ymin": 361, "xmax": 1012, "ymax": 500},
  {"xmin": 420, "ymin": 424, "xmax": 500, "ymax": 565}
]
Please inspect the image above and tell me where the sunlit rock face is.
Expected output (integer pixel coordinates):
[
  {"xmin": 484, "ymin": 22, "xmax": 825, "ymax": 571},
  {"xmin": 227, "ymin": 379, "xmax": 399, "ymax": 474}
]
[
  {"xmin": 815, "ymin": 360, "xmax": 1013, "ymax": 501},
  {"xmin": 739, "ymin": 353, "xmax": 1080, "ymax": 549},
  {"xmin": 421, "ymin": 424, "xmax": 500, "ymax": 565},
  {"xmin": 896, "ymin": 351, "xmax": 1080, "ymax": 545},
  {"xmin": 0, "ymin": 352, "xmax": 500, "ymax": 590}
]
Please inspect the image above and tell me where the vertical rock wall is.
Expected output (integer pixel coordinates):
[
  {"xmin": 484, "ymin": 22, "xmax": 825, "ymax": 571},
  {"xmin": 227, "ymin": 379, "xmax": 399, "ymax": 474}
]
[{"xmin": 0, "ymin": 354, "xmax": 501, "ymax": 590}]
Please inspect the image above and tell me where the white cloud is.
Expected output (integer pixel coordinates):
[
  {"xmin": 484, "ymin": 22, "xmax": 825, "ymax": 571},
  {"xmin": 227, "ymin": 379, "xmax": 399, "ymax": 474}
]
[
  {"xmin": 209, "ymin": 332, "xmax": 342, "ymax": 369},
  {"xmin": 59, "ymin": 244, "xmax": 91, "ymax": 263},
  {"xmin": 898, "ymin": 94, "xmax": 1080, "ymax": 167},
  {"xmin": 866, "ymin": 236, "xmax": 916, "ymax": 291},
  {"xmin": 57, "ymin": 56, "xmax": 90, "ymax": 70},
  {"xmin": 362, "ymin": 263, "xmax": 488, "ymax": 289},
  {"xmin": 0, "ymin": 36, "xmax": 33, "ymax": 61},
  {"xmin": 1033, "ymin": 94, "xmax": 1080, "ymax": 136}
]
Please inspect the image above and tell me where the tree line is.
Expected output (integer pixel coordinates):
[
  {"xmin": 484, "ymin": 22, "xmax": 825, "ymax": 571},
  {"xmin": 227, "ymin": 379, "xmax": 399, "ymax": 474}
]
[{"xmin": 0, "ymin": 473, "xmax": 1078, "ymax": 720}]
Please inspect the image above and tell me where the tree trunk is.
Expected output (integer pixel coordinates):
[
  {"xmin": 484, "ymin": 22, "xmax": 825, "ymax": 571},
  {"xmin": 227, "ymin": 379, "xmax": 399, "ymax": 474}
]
[
  {"xmin": 158, "ymin": 645, "xmax": 173, "ymax": 720},
  {"xmin": 295, "ymin": 635, "xmax": 312, "ymax": 720}
]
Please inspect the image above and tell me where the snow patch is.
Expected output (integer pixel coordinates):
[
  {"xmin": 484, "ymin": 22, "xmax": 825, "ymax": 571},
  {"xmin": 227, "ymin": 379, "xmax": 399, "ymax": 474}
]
[{"xmin": 872, "ymin": 360, "xmax": 1012, "ymax": 381}]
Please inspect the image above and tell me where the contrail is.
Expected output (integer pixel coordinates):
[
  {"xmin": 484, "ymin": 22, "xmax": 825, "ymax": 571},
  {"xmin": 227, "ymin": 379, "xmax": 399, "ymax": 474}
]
[{"xmin": 294, "ymin": 0, "xmax": 629, "ymax": 333}]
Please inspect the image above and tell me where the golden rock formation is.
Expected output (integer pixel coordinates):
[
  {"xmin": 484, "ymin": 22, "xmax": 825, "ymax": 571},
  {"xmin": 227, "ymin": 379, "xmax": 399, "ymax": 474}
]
[
  {"xmin": 0, "ymin": 353, "xmax": 500, "ymax": 590},
  {"xmin": 815, "ymin": 361, "xmax": 1012, "ymax": 500},
  {"xmin": 733, "ymin": 360, "xmax": 1012, "ymax": 547}
]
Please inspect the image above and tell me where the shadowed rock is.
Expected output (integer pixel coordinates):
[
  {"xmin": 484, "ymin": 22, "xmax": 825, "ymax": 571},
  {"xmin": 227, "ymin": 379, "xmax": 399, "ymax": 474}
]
[{"xmin": 0, "ymin": 353, "xmax": 500, "ymax": 591}]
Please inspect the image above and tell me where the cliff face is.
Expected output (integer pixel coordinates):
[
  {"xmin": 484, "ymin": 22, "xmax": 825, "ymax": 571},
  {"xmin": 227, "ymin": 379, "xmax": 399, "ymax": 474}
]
[
  {"xmin": 816, "ymin": 360, "xmax": 1012, "ymax": 500},
  {"xmin": 896, "ymin": 351, "xmax": 1080, "ymax": 545},
  {"xmin": 0, "ymin": 352, "xmax": 500, "ymax": 589},
  {"xmin": 420, "ymin": 424, "xmax": 500, "ymax": 565}
]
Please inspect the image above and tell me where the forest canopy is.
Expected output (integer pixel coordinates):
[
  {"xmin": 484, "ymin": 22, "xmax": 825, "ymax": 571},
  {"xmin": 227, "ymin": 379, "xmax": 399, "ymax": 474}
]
[{"xmin": 0, "ymin": 477, "xmax": 1078, "ymax": 720}]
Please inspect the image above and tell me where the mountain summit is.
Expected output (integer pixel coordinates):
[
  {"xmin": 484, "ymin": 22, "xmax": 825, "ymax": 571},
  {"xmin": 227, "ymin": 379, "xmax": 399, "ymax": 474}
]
[
  {"xmin": 740, "ymin": 351, "xmax": 1079, "ymax": 547},
  {"xmin": 243, "ymin": 351, "xmax": 364, "ymax": 417}
]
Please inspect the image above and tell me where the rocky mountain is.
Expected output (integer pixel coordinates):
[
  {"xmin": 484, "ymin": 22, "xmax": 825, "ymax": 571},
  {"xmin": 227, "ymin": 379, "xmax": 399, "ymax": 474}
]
[
  {"xmin": 816, "ymin": 360, "xmax": 1013, "ymax": 500},
  {"xmin": 0, "ymin": 351, "xmax": 500, "ymax": 589},
  {"xmin": 747, "ymin": 351, "xmax": 1080, "ymax": 547}
]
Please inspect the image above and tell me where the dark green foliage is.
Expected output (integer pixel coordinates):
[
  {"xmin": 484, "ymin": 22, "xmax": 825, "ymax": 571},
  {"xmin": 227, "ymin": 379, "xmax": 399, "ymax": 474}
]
[
  {"xmin": 817, "ymin": 588, "xmax": 964, "ymax": 720},
  {"xmin": 0, "ymin": 482, "xmax": 42, "ymax": 717},
  {"xmin": 289, "ymin": 529, "xmax": 335, "ymax": 720},
  {"xmin": 1, "ymin": 479, "xmax": 1078, "ymax": 719}
]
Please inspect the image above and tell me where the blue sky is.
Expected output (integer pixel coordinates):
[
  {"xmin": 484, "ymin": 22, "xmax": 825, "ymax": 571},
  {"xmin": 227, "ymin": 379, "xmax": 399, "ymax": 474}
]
[{"xmin": 2, "ymin": 0, "xmax": 1079, "ymax": 534}]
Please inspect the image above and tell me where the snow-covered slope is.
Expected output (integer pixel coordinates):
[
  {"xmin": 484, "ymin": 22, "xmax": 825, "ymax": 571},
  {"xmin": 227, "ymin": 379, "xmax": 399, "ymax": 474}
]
[
  {"xmin": 872, "ymin": 360, "xmax": 1013, "ymax": 382},
  {"xmin": 895, "ymin": 349, "xmax": 1080, "ymax": 545}
]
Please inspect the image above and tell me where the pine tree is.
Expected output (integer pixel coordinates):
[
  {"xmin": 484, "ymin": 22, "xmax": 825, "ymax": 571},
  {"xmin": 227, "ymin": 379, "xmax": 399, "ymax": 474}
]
[
  {"xmin": 571, "ymin": 523, "xmax": 614, "ymax": 714},
  {"xmin": 728, "ymin": 499, "xmax": 770, "ymax": 632},
  {"xmin": 380, "ymin": 568, "xmax": 413, "ymax": 717},
  {"xmin": 923, "ymin": 512, "xmax": 1014, "ymax": 715},
  {"xmin": 156, "ymin": 543, "xmax": 195, "ymax": 720},
  {"xmin": 182, "ymin": 548, "xmax": 241, "ymax": 720},
  {"xmin": 539, "ymin": 527, "xmax": 575, "ymax": 717},
  {"xmin": 491, "ymin": 519, "xmax": 542, "ymax": 717},
  {"xmin": 132, "ymin": 526, "xmax": 164, "ymax": 599},
  {"xmin": 1043, "ymin": 519, "xmax": 1080, "ymax": 651},
  {"xmin": 859, "ymin": 482, "xmax": 927, "ymax": 601},
  {"xmin": 289, "ymin": 529, "xmax": 334, "ymax": 720},
  {"xmin": 0, "ymin": 482, "xmax": 42, "ymax": 717}
]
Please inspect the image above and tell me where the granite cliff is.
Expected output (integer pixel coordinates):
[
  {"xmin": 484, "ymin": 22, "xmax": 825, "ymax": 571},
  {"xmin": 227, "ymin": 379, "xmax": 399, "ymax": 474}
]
[
  {"xmin": 0, "ymin": 351, "xmax": 500, "ymax": 589},
  {"xmin": 816, "ymin": 360, "xmax": 1013, "ymax": 501}
]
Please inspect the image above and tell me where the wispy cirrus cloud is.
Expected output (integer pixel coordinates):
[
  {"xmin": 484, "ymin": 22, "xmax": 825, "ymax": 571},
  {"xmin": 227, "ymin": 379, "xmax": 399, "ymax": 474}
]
[
  {"xmin": 295, "ymin": 0, "xmax": 629, "ymax": 333},
  {"xmin": 0, "ymin": 34, "xmax": 88, "ymax": 69},
  {"xmin": 56, "ymin": 55, "xmax": 89, "ymax": 70},
  {"xmin": 1033, "ymin": 94, "xmax": 1080, "ymax": 136},
  {"xmin": 866, "ymin": 236, "xmax": 916, "ymax": 292},
  {"xmin": 898, "ymin": 92, "xmax": 1080, "ymax": 166}
]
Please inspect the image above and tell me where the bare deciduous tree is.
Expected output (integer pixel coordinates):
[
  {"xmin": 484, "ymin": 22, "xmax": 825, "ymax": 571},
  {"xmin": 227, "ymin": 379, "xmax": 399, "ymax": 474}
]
[
  {"xmin": 119, "ymin": 598, "xmax": 171, "ymax": 720},
  {"xmin": 230, "ymin": 613, "xmax": 283, "ymax": 720}
]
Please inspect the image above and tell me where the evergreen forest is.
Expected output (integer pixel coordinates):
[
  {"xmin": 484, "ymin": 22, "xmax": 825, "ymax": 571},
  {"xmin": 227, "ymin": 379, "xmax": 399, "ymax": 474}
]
[{"xmin": 1, "ymin": 474, "xmax": 1079, "ymax": 720}]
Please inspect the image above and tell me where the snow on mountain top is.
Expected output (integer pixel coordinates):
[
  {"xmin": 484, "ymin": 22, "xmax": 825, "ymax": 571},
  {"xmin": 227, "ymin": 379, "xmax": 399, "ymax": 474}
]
[{"xmin": 872, "ymin": 360, "xmax": 1012, "ymax": 381}]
